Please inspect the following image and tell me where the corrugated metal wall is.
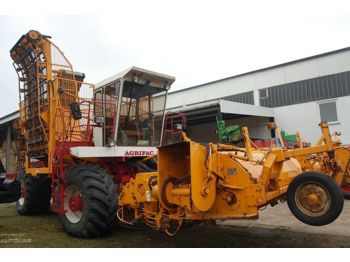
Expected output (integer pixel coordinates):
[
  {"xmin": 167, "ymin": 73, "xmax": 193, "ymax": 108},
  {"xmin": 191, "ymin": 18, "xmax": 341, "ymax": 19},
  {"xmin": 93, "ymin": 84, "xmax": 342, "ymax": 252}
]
[
  {"xmin": 260, "ymin": 71, "xmax": 350, "ymax": 107},
  {"xmin": 221, "ymin": 91, "xmax": 254, "ymax": 105}
]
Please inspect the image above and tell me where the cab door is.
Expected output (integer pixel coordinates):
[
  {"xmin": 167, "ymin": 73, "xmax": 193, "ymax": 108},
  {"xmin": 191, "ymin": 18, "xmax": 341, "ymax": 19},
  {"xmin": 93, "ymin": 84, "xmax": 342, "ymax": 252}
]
[{"xmin": 93, "ymin": 81, "xmax": 120, "ymax": 146}]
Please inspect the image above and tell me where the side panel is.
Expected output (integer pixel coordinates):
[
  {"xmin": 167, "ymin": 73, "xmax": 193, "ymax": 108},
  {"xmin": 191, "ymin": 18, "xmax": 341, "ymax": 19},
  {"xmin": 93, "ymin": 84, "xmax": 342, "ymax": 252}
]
[{"xmin": 70, "ymin": 146, "xmax": 158, "ymax": 158}]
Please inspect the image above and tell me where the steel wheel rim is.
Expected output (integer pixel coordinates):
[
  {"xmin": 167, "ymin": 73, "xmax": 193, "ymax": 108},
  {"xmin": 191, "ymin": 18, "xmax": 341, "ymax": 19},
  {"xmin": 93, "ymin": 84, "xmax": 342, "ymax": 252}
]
[
  {"xmin": 295, "ymin": 181, "xmax": 331, "ymax": 217},
  {"xmin": 64, "ymin": 185, "xmax": 83, "ymax": 223}
]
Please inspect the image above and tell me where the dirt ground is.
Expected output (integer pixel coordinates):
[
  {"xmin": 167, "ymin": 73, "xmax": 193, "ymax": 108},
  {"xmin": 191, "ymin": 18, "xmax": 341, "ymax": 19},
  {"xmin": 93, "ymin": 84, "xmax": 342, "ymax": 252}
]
[{"xmin": 1, "ymin": 203, "xmax": 350, "ymax": 248}]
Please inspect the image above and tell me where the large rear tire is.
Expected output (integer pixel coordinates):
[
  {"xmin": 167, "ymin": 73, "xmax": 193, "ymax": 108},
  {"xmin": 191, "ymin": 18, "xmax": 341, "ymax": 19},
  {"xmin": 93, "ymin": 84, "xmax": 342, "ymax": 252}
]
[
  {"xmin": 287, "ymin": 172, "xmax": 343, "ymax": 226},
  {"xmin": 61, "ymin": 164, "xmax": 117, "ymax": 238},
  {"xmin": 16, "ymin": 175, "xmax": 52, "ymax": 215}
]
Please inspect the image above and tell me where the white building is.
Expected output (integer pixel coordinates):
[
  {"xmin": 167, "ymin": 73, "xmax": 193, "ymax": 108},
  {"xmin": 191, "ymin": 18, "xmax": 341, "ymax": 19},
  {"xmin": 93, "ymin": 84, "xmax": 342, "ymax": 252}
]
[{"xmin": 164, "ymin": 47, "xmax": 350, "ymax": 144}]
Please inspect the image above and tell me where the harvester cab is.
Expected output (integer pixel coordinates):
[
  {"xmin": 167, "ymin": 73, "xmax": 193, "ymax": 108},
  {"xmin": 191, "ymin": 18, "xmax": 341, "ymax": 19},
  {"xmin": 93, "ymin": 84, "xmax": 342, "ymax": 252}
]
[
  {"xmin": 70, "ymin": 67, "xmax": 175, "ymax": 158},
  {"xmin": 96, "ymin": 67, "xmax": 173, "ymax": 147}
]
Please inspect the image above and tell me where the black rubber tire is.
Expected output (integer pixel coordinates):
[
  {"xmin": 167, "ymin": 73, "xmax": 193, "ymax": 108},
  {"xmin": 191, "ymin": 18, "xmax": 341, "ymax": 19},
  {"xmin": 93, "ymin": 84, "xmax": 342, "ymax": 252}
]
[
  {"xmin": 287, "ymin": 172, "xmax": 344, "ymax": 226},
  {"xmin": 61, "ymin": 164, "xmax": 117, "ymax": 238},
  {"xmin": 16, "ymin": 175, "xmax": 52, "ymax": 215}
]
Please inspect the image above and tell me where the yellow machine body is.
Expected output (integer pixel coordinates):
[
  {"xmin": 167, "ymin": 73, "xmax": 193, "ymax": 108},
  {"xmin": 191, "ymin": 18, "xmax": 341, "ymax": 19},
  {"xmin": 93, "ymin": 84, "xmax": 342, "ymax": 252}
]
[
  {"xmin": 293, "ymin": 131, "xmax": 350, "ymax": 187},
  {"xmin": 119, "ymin": 122, "xmax": 350, "ymax": 235},
  {"xmin": 11, "ymin": 30, "xmax": 92, "ymax": 177}
]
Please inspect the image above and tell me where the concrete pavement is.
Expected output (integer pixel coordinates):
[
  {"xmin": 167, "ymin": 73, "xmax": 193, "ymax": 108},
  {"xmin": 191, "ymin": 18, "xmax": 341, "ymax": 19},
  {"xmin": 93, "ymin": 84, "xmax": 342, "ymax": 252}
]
[{"xmin": 222, "ymin": 200, "xmax": 350, "ymax": 237}]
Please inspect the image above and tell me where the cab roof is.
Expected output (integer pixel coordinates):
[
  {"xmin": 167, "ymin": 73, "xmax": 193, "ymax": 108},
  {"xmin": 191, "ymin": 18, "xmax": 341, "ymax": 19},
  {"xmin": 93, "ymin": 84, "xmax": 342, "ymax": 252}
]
[{"xmin": 96, "ymin": 66, "xmax": 175, "ymax": 89}]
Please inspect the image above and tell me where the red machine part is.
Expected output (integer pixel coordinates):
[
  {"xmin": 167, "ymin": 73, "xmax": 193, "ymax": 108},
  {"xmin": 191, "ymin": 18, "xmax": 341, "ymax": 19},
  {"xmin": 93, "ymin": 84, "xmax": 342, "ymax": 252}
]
[
  {"xmin": 51, "ymin": 141, "xmax": 92, "ymax": 214},
  {"xmin": 162, "ymin": 111, "xmax": 187, "ymax": 146},
  {"xmin": 341, "ymin": 185, "xmax": 350, "ymax": 194},
  {"xmin": 69, "ymin": 195, "xmax": 83, "ymax": 212},
  {"xmin": 5, "ymin": 173, "xmax": 17, "ymax": 180},
  {"xmin": 20, "ymin": 183, "xmax": 25, "ymax": 198},
  {"xmin": 99, "ymin": 159, "xmax": 136, "ymax": 184}
]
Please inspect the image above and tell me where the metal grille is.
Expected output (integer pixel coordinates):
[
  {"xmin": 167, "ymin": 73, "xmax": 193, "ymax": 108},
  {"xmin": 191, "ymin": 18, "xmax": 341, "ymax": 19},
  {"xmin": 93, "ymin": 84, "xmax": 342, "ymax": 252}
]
[
  {"xmin": 222, "ymin": 91, "xmax": 254, "ymax": 105},
  {"xmin": 11, "ymin": 32, "xmax": 95, "ymax": 159},
  {"xmin": 11, "ymin": 37, "xmax": 49, "ymax": 158},
  {"xmin": 260, "ymin": 71, "xmax": 350, "ymax": 107}
]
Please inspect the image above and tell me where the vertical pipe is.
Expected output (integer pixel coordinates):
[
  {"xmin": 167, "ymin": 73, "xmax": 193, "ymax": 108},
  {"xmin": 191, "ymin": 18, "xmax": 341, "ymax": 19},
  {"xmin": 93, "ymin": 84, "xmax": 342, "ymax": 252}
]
[
  {"xmin": 159, "ymin": 91, "xmax": 168, "ymax": 147},
  {"xmin": 320, "ymin": 122, "xmax": 333, "ymax": 151},
  {"xmin": 296, "ymin": 132, "xmax": 303, "ymax": 148},
  {"xmin": 275, "ymin": 127, "xmax": 285, "ymax": 149},
  {"xmin": 114, "ymin": 80, "xmax": 123, "ymax": 143},
  {"xmin": 242, "ymin": 127, "xmax": 253, "ymax": 160}
]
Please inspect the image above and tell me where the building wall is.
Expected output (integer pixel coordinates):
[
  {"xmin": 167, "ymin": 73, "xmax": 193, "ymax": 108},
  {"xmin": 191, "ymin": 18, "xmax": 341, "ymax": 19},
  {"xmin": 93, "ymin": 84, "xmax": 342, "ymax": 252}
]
[
  {"xmin": 166, "ymin": 49, "xmax": 350, "ymax": 109},
  {"xmin": 186, "ymin": 121, "xmax": 218, "ymax": 143},
  {"xmin": 164, "ymin": 49, "xmax": 350, "ymax": 145},
  {"xmin": 0, "ymin": 139, "xmax": 17, "ymax": 173},
  {"xmin": 227, "ymin": 116, "xmax": 272, "ymax": 140},
  {"xmin": 274, "ymin": 96, "xmax": 350, "ymax": 144}
]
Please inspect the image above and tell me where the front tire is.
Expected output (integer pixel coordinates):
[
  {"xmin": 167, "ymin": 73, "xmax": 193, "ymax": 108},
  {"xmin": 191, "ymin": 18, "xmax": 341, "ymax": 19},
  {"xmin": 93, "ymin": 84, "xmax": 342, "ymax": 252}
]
[
  {"xmin": 61, "ymin": 164, "xmax": 117, "ymax": 238},
  {"xmin": 16, "ymin": 175, "xmax": 52, "ymax": 215},
  {"xmin": 287, "ymin": 172, "xmax": 343, "ymax": 226}
]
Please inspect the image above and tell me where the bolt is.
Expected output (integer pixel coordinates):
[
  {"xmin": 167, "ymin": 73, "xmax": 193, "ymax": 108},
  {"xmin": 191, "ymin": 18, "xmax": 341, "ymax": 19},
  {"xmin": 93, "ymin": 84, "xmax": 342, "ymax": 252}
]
[{"xmin": 201, "ymin": 186, "xmax": 209, "ymax": 197}]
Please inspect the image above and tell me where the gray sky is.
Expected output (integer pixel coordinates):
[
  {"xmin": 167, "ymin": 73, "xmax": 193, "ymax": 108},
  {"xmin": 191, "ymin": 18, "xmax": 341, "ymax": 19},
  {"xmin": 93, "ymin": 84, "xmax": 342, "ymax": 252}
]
[{"xmin": 1, "ymin": 12, "xmax": 350, "ymax": 116}]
